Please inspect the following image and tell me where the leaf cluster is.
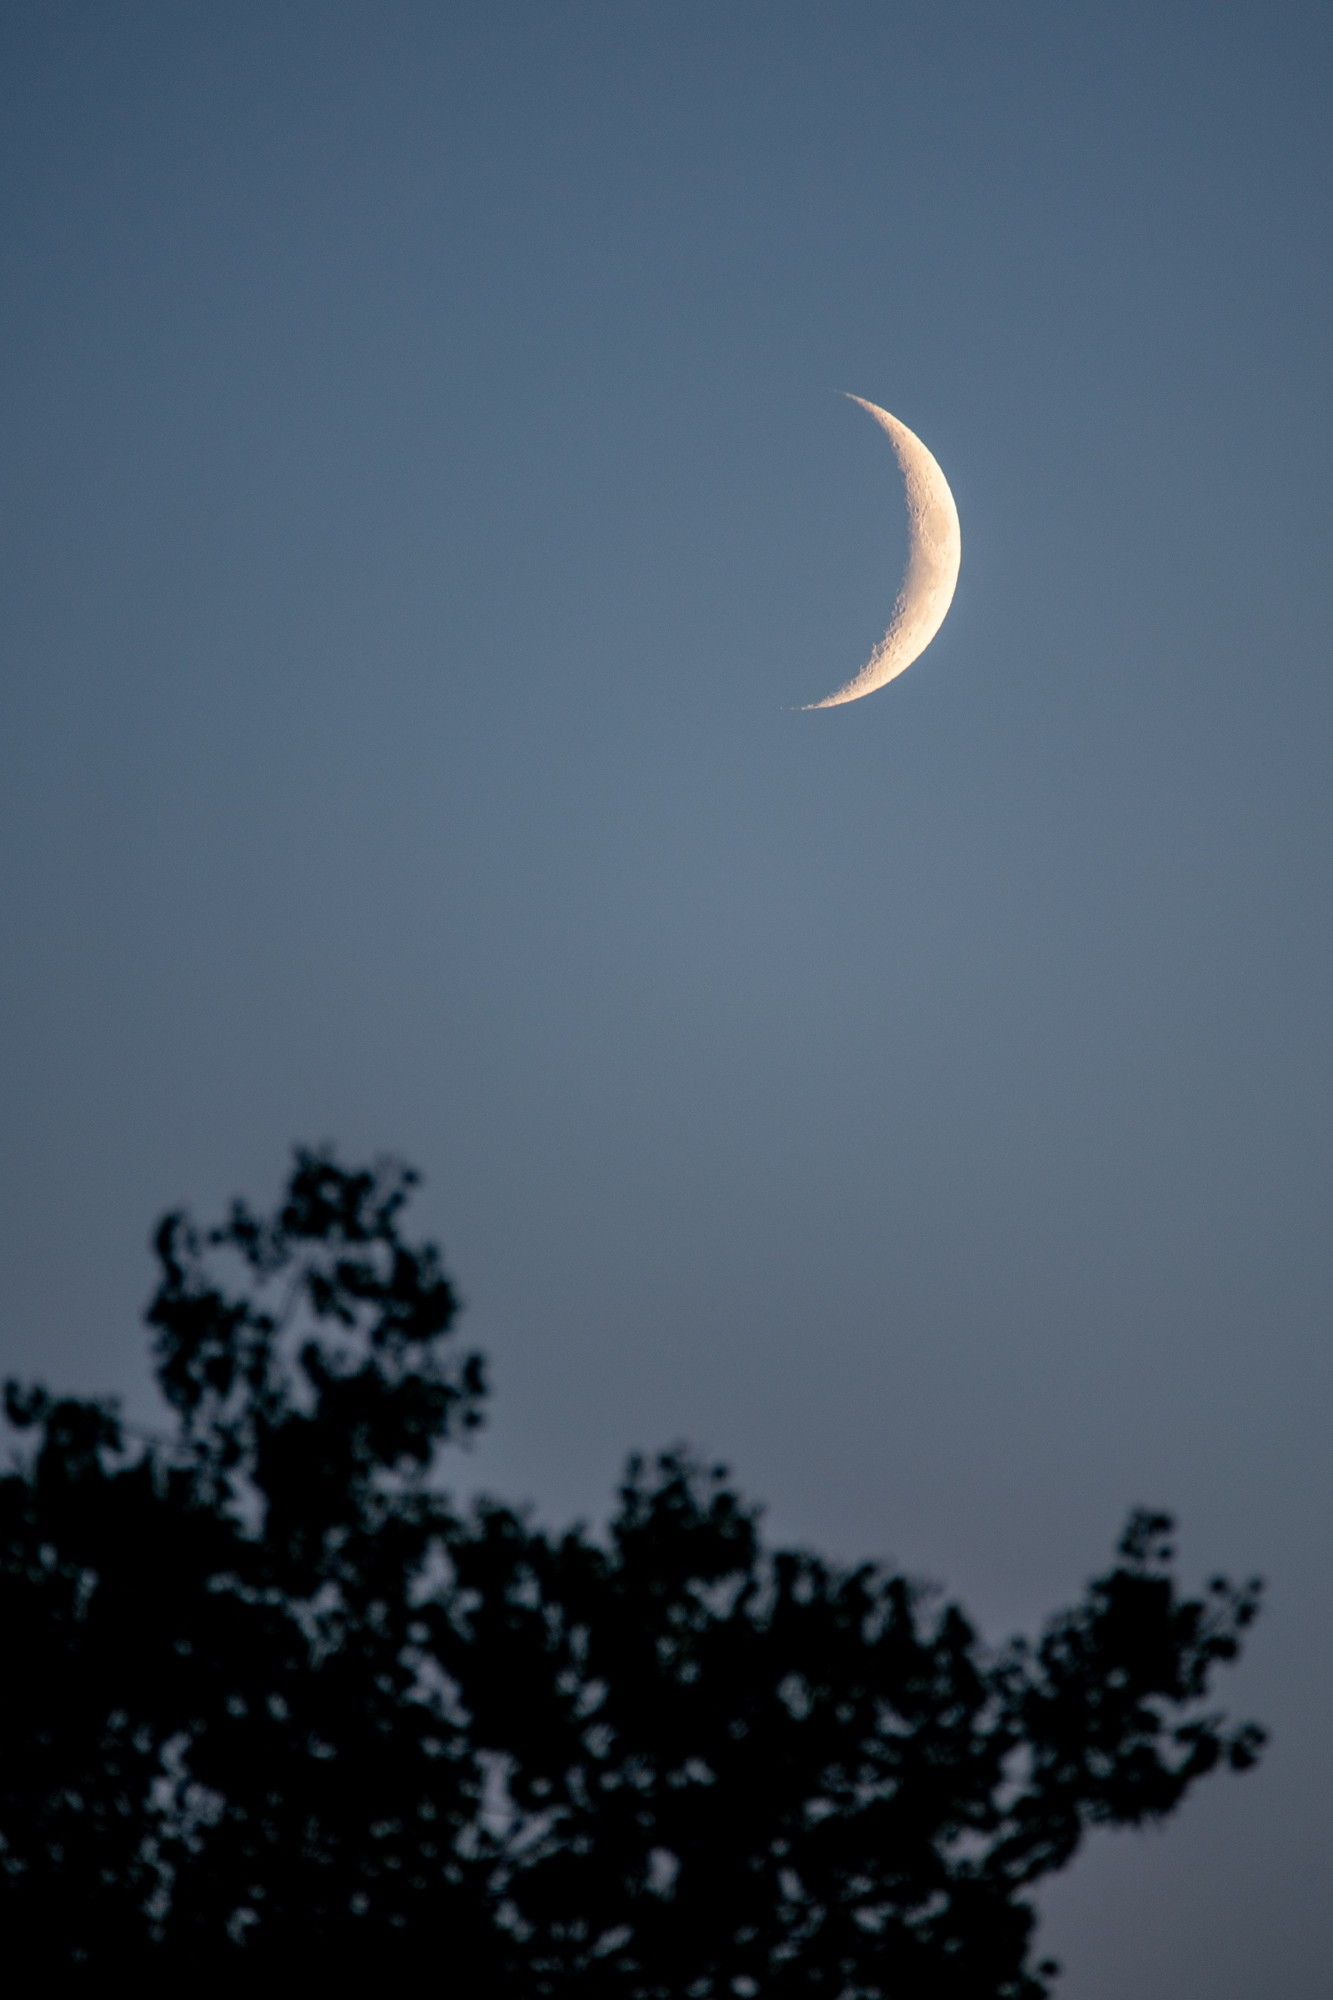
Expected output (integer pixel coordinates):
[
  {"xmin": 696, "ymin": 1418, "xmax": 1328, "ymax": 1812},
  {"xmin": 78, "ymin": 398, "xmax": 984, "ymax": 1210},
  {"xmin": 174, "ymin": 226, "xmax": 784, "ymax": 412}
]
[{"xmin": 0, "ymin": 1153, "xmax": 1263, "ymax": 1992}]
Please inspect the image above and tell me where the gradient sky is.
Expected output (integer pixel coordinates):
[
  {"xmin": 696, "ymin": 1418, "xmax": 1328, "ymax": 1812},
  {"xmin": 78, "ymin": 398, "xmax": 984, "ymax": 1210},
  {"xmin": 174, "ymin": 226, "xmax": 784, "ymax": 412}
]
[{"xmin": 4, "ymin": 4, "xmax": 1331, "ymax": 1991}]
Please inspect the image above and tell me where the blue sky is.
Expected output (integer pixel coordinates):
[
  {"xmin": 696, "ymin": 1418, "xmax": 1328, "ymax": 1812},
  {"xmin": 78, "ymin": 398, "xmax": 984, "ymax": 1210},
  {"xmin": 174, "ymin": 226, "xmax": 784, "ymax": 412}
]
[{"xmin": 4, "ymin": 5, "xmax": 1331, "ymax": 1991}]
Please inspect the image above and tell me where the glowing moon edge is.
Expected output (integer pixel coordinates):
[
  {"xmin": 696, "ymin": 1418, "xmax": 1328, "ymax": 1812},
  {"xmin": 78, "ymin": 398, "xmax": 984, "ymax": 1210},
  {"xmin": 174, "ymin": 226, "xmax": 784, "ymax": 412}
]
[{"xmin": 801, "ymin": 396, "xmax": 961, "ymax": 710}]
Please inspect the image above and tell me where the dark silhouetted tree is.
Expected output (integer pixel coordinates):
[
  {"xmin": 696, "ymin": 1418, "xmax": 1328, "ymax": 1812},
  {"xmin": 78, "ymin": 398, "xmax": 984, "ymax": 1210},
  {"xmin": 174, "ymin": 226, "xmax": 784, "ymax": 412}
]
[{"xmin": 0, "ymin": 1151, "xmax": 1264, "ymax": 1991}]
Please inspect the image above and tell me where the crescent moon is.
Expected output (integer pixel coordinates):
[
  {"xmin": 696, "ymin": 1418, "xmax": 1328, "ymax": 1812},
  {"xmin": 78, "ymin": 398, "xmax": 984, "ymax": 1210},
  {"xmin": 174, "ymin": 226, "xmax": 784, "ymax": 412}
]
[{"xmin": 803, "ymin": 396, "xmax": 961, "ymax": 709}]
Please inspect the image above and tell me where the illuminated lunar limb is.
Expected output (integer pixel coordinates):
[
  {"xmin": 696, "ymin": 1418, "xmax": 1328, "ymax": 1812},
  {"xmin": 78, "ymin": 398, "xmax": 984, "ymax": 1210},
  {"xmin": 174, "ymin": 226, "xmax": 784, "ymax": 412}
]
[{"xmin": 803, "ymin": 397, "xmax": 961, "ymax": 710}]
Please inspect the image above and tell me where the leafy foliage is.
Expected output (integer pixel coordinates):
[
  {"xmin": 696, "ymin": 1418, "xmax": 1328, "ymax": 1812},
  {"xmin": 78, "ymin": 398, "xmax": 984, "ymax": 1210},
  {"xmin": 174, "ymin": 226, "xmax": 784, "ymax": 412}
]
[{"xmin": 0, "ymin": 1152, "xmax": 1263, "ymax": 1990}]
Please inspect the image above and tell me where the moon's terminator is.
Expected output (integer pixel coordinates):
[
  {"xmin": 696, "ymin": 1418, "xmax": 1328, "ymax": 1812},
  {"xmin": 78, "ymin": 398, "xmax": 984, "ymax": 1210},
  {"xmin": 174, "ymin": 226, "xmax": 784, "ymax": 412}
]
[{"xmin": 803, "ymin": 396, "xmax": 961, "ymax": 709}]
